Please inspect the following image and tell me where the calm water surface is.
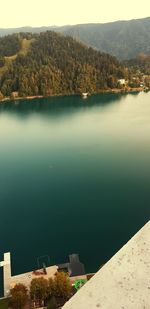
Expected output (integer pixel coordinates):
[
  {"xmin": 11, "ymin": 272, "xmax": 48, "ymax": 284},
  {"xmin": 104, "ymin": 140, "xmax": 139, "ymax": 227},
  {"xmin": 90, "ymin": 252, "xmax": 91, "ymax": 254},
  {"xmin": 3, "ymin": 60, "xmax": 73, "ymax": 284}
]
[{"xmin": 0, "ymin": 92, "xmax": 150, "ymax": 277}]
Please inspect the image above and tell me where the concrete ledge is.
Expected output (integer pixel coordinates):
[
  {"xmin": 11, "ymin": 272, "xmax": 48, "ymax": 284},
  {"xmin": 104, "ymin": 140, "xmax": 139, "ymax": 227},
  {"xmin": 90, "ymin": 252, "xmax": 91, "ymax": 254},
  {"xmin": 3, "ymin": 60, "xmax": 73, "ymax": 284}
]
[{"xmin": 63, "ymin": 221, "xmax": 150, "ymax": 309}]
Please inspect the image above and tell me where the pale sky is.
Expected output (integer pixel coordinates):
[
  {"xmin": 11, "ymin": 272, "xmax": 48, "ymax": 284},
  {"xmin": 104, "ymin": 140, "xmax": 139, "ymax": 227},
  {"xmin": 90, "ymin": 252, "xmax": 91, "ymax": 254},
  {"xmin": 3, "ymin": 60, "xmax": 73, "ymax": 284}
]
[{"xmin": 1, "ymin": 0, "xmax": 150, "ymax": 28}]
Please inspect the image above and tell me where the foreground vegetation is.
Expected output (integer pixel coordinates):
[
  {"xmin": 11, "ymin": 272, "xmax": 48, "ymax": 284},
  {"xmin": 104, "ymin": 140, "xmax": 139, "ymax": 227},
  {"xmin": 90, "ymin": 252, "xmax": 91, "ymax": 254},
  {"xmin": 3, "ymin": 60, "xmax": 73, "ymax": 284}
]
[{"xmin": 7, "ymin": 272, "xmax": 73, "ymax": 309}]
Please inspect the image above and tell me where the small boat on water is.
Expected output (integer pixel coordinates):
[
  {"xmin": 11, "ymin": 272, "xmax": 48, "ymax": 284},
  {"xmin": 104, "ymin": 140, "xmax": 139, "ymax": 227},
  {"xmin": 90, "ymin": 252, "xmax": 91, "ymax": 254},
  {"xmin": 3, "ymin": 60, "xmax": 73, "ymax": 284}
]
[{"xmin": 82, "ymin": 92, "xmax": 88, "ymax": 99}]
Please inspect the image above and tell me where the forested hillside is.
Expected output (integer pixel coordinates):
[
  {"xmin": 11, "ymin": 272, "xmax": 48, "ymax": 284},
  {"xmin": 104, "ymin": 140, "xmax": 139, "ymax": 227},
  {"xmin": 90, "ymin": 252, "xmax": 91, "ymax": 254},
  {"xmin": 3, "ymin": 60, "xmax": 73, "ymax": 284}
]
[
  {"xmin": 0, "ymin": 34, "xmax": 21, "ymax": 56},
  {"xmin": 124, "ymin": 54, "xmax": 150, "ymax": 75},
  {"xmin": 0, "ymin": 17, "xmax": 150, "ymax": 60},
  {"xmin": 58, "ymin": 17, "xmax": 150, "ymax": 60},
  {"xmin": 0, "ymin": 31, "xmax": 127, "ymax": 98}
]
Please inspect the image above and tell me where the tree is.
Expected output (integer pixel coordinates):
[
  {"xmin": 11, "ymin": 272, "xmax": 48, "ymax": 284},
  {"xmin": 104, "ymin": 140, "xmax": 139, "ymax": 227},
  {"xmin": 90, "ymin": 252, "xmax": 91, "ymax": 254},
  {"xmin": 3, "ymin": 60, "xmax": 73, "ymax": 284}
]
[
  {"xmin": 52, "ymin": 272, "xmax": 72, "ymax": 301},
  {"xmin": 47, "ymin": 272, "xmax": 72, "ymax": 307},
  {"xmin": 47, "ymin": 296, "xmax": 57, "ymax": 309},
  {"xmin": 30, "ymin": 277, "xmax": 49, "ymax": 306},
  {"xmin": 0, "ymin": 56, "xmax": 5, "ymax": 67},
  {"xmin": 47, "ymin": 277, "xmax": 55, "ymax": 297},
  {"xmin": 145, "ymin": 77, "xmax": 150, "ymax": 88},
  {"xmin": 0, "ymin": 91, "xmax": 4, "ymax": 100},
  {"xmin": 10, "ymin": 283, "xmax": 28, "ymax": 309}
]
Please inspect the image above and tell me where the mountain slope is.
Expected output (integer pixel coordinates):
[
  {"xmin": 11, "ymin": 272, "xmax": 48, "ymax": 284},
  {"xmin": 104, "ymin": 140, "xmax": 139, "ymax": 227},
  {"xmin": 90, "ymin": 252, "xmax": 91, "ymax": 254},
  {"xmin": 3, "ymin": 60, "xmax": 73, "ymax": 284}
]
[
  {"xmin": 57, "ymin": 17, "xmax": 150, "ymax": 60},
  {"xmin": 0, "ymin": 32, "xmax": 126, "ymax": 98},
  {"xmin": 0, "ymin": 17, "xmax": 150, "ymax": 60},
  {"xmin": 124, "ymin": 54, "xmax": 150, "ymax": 75}
]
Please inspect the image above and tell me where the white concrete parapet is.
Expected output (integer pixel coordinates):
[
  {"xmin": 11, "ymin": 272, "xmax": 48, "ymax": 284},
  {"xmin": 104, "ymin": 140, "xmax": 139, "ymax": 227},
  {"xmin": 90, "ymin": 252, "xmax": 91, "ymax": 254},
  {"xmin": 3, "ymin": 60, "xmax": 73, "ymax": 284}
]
[
  {"xmin": 63, "ymin": 221, "xmax": 150, "ymax": 309},
  {"xmin": 3, "ymin": 253, "xmax": 12, "ymax": 297}
]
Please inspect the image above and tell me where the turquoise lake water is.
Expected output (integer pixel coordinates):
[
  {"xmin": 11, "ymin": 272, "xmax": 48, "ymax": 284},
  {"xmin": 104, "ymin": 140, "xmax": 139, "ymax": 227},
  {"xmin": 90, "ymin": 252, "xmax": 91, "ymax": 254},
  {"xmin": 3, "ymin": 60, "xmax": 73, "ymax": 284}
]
[{"xmin": 0, "ymin": 92, "xmax": 150, "ymax": 279}]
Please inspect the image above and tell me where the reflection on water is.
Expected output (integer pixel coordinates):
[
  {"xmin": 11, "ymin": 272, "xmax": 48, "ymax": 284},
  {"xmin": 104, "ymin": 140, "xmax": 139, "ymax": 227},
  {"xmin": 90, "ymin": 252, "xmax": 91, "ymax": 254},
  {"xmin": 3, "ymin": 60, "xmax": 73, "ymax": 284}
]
[
  {"xmin": 0, "ymin": 92, "xmax": 138, "ymax": 116},
  {"xmin": 0, "ymin": 92, "xmax": 149, "ymax": 280}
]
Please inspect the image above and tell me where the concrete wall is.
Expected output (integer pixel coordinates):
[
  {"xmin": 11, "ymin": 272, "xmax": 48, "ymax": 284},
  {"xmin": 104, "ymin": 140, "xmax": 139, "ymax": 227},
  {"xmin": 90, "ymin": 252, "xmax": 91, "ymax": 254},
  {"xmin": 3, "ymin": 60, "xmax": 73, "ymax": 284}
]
[
  {"xmin": 3, "ymin": 253, "xmax": 12, "ymax": 297},
  {"xmin": 63, "ymin": 221, "xmax": 150, "ymax": 309}
]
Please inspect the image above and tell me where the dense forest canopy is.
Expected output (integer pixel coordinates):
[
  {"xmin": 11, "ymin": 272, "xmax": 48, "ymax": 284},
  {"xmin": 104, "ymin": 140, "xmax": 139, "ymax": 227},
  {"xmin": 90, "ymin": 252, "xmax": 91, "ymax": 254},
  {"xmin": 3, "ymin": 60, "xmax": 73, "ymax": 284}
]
[
  {"xmin": 0, "ymin": 34, "xmax": 21, "ymax": 56},
  {"xmin": 0, "ymin": 31, "xmax": 127, "ymax": 98}
]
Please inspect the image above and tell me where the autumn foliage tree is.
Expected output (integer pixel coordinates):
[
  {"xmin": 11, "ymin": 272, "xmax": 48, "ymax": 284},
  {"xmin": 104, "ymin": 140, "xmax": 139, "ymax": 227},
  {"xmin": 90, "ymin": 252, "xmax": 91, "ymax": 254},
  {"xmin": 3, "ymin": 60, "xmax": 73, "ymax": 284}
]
[
  {"xmin": 0, "ymin": 91, "xmax": 4, "ymax": 100},
  {"xmin": 30, "ymin": 277, "xmax": 49, "ymax": 306},
  {"xmin": 10, "ymin": 283, "xmax": 28, "ymax": 309},
  {"xmin": 30, "ymin": 272, "xmax": 72, "ymax": 307},
  {"xmin": 51, "ymin": 272, "xmax": 72, "ymax": 301}
]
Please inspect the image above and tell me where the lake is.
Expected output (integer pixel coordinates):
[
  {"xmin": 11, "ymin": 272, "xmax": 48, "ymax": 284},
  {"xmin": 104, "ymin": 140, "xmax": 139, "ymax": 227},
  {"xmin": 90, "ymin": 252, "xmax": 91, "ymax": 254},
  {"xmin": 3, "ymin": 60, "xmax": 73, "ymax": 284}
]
[{"xmin": 0, "ymin": 92, "xmax": 150, "ymax": 278}]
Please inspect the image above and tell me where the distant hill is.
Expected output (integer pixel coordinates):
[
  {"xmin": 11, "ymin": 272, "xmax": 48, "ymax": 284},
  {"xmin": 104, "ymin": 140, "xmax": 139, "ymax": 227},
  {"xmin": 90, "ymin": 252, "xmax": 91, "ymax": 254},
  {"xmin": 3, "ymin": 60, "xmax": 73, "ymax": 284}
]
[
  {"xmin": 0, "ymin": 17, "xmax": 150, "ymax": 60},
  {"xmin": 0, "ymin": 32, "xmax": 127, "ymax": 98},
  {"xmin": 0, "ymin": 26, "xmax": 57, "ymax": 37},
  {"xmin": 58, "ymin": 18, "xmax": 150, "ymax": 60}
]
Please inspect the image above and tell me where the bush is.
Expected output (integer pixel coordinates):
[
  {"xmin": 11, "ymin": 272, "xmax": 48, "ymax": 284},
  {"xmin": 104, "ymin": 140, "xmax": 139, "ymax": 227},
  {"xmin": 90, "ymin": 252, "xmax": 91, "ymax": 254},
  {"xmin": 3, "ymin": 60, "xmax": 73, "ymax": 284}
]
[{"xmin": 10, "ymin": 284, "xmax": 28, "ymax": 309}]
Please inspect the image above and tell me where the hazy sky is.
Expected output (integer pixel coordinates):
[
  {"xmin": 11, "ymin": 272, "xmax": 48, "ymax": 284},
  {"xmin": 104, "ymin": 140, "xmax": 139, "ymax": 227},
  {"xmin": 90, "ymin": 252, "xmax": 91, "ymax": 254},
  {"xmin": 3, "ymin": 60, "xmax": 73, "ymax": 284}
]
[{"xmin": 1, "ymin": 0, "xmax": 150, "ymax": 28}]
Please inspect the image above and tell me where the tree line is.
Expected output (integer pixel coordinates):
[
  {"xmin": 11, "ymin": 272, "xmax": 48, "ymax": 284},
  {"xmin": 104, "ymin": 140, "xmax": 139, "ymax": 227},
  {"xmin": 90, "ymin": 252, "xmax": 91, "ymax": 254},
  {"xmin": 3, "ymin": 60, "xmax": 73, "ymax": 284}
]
[{"xmin": 10, "ymin": 272, "xmax": 73, "ymax": 309}]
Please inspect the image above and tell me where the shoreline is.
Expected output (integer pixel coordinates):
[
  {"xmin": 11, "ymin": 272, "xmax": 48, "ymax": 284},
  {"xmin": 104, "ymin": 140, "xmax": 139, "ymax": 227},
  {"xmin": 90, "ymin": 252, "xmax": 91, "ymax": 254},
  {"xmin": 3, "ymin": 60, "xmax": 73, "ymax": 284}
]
[{"xmin": 0, "ymin": 87, "xmax": 149, "ymax": 103}]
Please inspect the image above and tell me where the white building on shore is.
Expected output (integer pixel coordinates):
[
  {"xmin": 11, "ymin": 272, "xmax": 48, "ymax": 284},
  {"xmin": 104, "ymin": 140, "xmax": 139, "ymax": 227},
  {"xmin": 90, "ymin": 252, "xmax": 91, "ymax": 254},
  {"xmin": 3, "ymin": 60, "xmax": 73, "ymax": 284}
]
[{"xmin": 118, "ymin": 78, "xmax": 126, "ymax": 86}]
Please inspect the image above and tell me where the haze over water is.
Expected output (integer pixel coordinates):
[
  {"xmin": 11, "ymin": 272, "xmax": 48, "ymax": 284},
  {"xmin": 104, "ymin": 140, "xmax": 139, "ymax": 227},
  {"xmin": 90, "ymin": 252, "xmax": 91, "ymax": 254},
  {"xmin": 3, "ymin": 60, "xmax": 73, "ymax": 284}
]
[{"xmin": 0, "ymin": 92, "xmax": 150, "ymax": 276}]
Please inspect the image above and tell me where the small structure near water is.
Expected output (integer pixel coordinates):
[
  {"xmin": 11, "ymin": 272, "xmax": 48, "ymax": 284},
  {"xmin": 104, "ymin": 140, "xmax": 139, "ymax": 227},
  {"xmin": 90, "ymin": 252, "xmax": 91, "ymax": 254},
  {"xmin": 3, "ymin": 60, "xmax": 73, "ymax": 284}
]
[
  {"xmin": 58, "ymin": 254, "xmax": 85, "ymax": 277},
  {"xmin": 82, "ymin": 92, "xmax": 88, "ymax": 99},
  {"xmin": 118, "ymin": 79, "xmax": 126, "ymax": 86}
]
